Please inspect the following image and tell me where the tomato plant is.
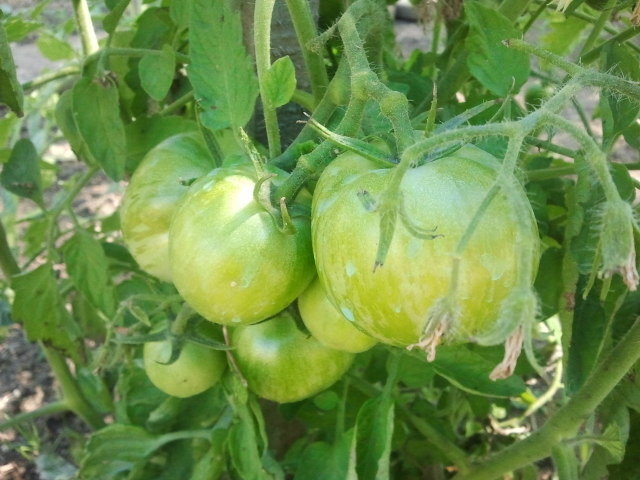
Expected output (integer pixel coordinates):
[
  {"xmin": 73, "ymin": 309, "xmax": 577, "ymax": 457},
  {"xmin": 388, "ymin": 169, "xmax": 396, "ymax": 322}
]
[
  {"xmin": 231, "ymin": 313, "xmax": 354, "ymax": 403},
  {"xmin": 298, "ymin": 277, "xmax": 377, "ymax": 353},
  {"xmin": 312, "ymin": 145, "xmax": 539, "ymax": 348},
  {"xmin": 169, "ymin": 164, "xmax": 315, "ymax": 325},
  {"xmin": 2, "ymin": 0, "xmax": 640, "ymax": 479},
  {"xmin": 120, "ymin": 133, "xmax": 214, "ymax": 282}
]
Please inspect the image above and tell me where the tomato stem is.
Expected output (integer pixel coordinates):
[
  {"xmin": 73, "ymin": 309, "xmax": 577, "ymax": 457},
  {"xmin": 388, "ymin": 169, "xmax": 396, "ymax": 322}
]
[
  {"xmin": 284, "ymin": 0, "xmax": 329, "ymax": 104},
  {"xmin": 71, "ymin": 0, "xmax": 99, "ymax": 56},
  {"xmin": 42, "ymin": 346, "xmax": 105, "ymax": 429},
  {"xmin": 46, "ymin": 165, "xmax": 99, "ymax": 261},
  {"xmin": 0, "ymin": 400, "xmax": 69, "ymax": 432},
  {"xmin": 254, "ymin": 0, "xmax": 282, "ymax": 158},
  {"xmin": 455, "ymin": 317, "xmax": 640, "ymax": 480},
  {"xmin": 21, "ymin": 66, "xmax": 80, "ymax": 92}
]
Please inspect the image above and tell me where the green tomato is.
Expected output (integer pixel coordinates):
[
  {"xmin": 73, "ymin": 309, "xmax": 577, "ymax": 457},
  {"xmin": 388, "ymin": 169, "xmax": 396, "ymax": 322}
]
[
  {"xmin": 143, "ymin": 337, "xmax": 227, "ymax": 398},
  {"xmin": 169, "ymin": 165, "xmax": 315, "ymax": 325},
  {"xmin": 231, "ymin": 313, "xmax": 354, "ymax": 403},
  {"xmin": 298, "ymin": 278, "xmax": 377, "ymax": 353},
  {"xmin": 120, "ymin": 133, "xmax": 213, "ymax": 282},
  {"xmin": 312, "ymin": 145, "xmax": 539, "ymax": 347}
]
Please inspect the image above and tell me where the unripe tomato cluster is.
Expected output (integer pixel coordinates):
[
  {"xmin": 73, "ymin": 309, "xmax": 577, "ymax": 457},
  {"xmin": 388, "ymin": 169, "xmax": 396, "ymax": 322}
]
[{"xmin": 122, "ymin": 134, "xmax": 539, "ymax": 402}]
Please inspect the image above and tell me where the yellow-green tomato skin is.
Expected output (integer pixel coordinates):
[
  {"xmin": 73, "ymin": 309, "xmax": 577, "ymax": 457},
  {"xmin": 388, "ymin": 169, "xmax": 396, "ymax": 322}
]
[
  {"xmin": 169, "ymin": 166, "xmax": 315, "ymax": 325},
  {"xmin": 298, "ymin": 278, "xmax": 377, "ymax": 353},
  {"xmin": 312, "ymin": 145, "xmax": 539, "ymax": 347},
  {"xmin": 232, "ymin": 314, "xmax": 354, "ymax": 403},
  {"xmin": 143, "ymin": 340, "xmax": 227, "ymax": 398},
  {"xmin": 120, "ymin": 133, "xmax": 213, "ymax": 282}
]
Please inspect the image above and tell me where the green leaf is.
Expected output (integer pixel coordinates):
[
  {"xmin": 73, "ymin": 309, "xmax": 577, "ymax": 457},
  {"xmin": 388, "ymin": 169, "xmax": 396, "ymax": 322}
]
[
  {"xmin": 170, "ymin": 0, "xmax": 191, "ymax": 30},
  {"xmin": 580, "ymin": 402, "xmax": 630, "ymax": 479},
  {"xmin": 264, "ymin": 56, "xmax": 296, "ymax": 109},
  {"xmin": 79, "ymin": 425, "xmax": 159, "ymax": 480},
  {"xmin": 55, "ymin": 89, "xmax": 93, "ymax": 162},
  {"xmin": 76, "ymin": 366, "xmax": 113, "ymax": 415},
  {"xmin": 599, "ymin": 44, "xmax": 640, "ymax": 149},
  {"xmin": 295, "ymin": 431, "xmax": 357, "ymax": 480},
  {"xmin": 396, "ymin": 353, "xmax": 435, "ymax": 388},
  {"xmin": 124, "ymin": 115, "xmax": 198, "ymax": 172},
  {"xmin": 0, "ymin": 21, "xmax": 24, "ymax": 116},
  {"xmin": 608, "ymin": 410, "xmax": 640, "ymax": 479},
  {"xmin": 594, "ymin": 421, "xmax": 627, "ymax": 463},
  {"xmin": 11, "ymin": 263, "xmax": 80, "ymax": 360},
  {"xmin": 0, "ymin": 112, "xmax": 18, "ymax": 146},
  {"xmin": 1, "ymin": 138, "xmax": 43, "ymax": 205},
  {"xmin": 428, "ymin": 345, "xmax": 526, "ymax": 397},
  {"xmin": 103, "ymin": 0, "xmax": 131, "ymax": 34},
  {"xmin": 139, "ymin": 44, "xmax": 175, "ymax": 101},
  {"xmin": 36, "ymin": 33, "xmax": 75, "ymax": 61},
  {"xmin": 534, "ymin": 246, "xmax": 564, "ymax": 318},
  {"xmin": 227, "ymin": 421, "xmax": 268, "ymax": 480},
  {"xmin": 192, "ymin": 430, "xmax": 227, "ymax": 480},
  {"xmin": 4, "ymin": 17, "xmax": 41, "ymax": 43},
  {"xmin": 23, "ymin": 217, "xmax": 48, "ymax": 259},
  {"xmin": 566, "ymin": 280, "xmax": 628, "ymax": 394},
  {"xmin": 71, "ymin": 77, "xmax": 127, "ymax": 180},
  {"xmin": 189, "ymin": 0, "xmax": 259, "ymax": 130},
  {"xmin": 114, "ymin": 362, "xmax": 167, "ymax": 425},
  {"xmin": 623, "ymin": 122, "xmax": 640, "ymax": 150},
  {"xmin": 464, "ymin": 2, "xmax": 530, "ymax": 97},
  {"xmin": 63, "ymin": 229, "xmax": 117, "ymax": 317},
  {"xmin": 355, "ymin": 395, "xmax": 394, "ymax": 480},
  {"xmin": 551, "ymin": 444, "xmax": 579, "ymax": 480},
  {"xmin": 540, "ymin": 13, "xmax": 588, "ymax": 69}
]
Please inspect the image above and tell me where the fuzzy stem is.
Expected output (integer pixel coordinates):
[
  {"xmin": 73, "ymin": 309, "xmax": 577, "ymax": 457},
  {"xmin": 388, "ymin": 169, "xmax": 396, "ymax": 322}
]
[
  {"xmin": 523, "ymin": 0, "xmax": 550, "ymax": 34},
  {"xmin": 42, "ymin": 348, "xmax": 104, "ymax": 429},
  {"xmin": 1, "ymin": 220, "xmax": 103, "ymax": 430},
  {"xmin": 507, "ymin": 39, "xmax": 640, "ymax": 101},
  {"xmin": 170, "ymin": 304, "xmax": 195, "ymax": 336},
  {"xmin": 338, "ymin": 12, "xmax": 414, "ymax": 152},
  {"xmin": 269, "ymin": 60, "xmax": 349, "ymax": 170},
  {"xmin": 159, "ymin": 91, "xmax": 194, "ymax": 116},
  {"xmin": 541, "ymin": 113, "xmax": 621, "ymax": 203},
  {"xmin": 504, "ymin": 39, "xmax": 581, "ymax": 76},
  {"xmin": 581, "ymin": 26, "xmax": 640, "ymax": 64},
  {"xmin": 577, "ymin": 0, "xmax": 616, "ymax": 59},
  {"xmin": 274, "ymin": 95, "xmax": 366, "ymax": 201},
  {"xmin": 455, "ymin": 317, "xmax": 640, "ymax": 480},
  {"xmin": 525, "ymin": 166, "xmax": 575, "ymax": 181},
  {"xmin": 284, "ymin": 0, "xmax": 329, "ymax": 103},
  {"xmin": 156, "ymin": 429, "xmax": 213, "ymax": 444},
  {"xmin": 22, "ymin": 67, "xmax": 80, "ymax": 92},
  {"xmin": 86, "ymin": 47, "xmax": 190, "ymax": 66},
  {"xmin": 71, "ymin": 0, "xmax": 99, "ymax": 55},
  {"xmin": 524, "ymin": 137, "xmax": 578, "ymax": 158},
  {"xmin": 46, "ymin": 165, "xmax": 99, "ymax": 259},
  {"xmin": 0, "ymin": 401, "xmax": 69, "ymax": 432},
  {"xmin": 254, "ymin": 0, "xmax": 281, "ymax": 158},
  {"xmin": 571, "ymin": 97, "xmax": 596, "ymax": 139},
  {"xmin": 450, "ymin": 134, "xmax": 526, "ymax": 294}
]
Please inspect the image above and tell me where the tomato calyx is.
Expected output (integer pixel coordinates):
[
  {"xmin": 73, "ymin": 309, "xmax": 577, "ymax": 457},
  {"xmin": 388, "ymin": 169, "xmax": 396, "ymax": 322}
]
[
  {"xmin": 407, "ymin": 297, "xmax": 459, "ymax": 362},
  {"xmin": 306, "ymin": 116, "xmax": 396, "ymax": 167}
]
